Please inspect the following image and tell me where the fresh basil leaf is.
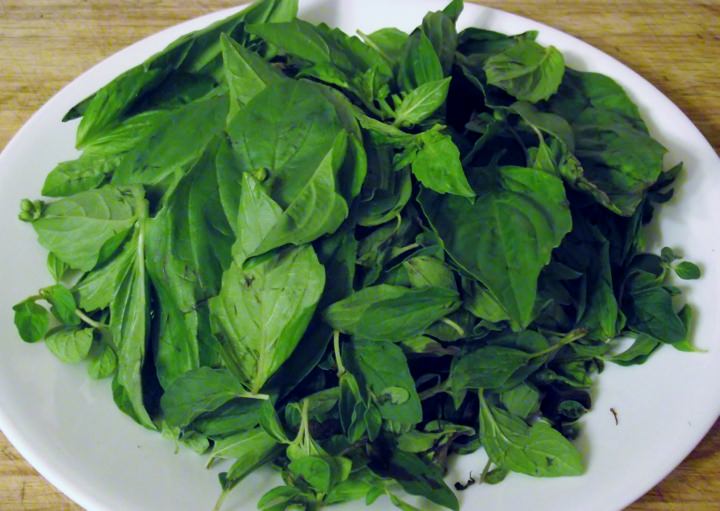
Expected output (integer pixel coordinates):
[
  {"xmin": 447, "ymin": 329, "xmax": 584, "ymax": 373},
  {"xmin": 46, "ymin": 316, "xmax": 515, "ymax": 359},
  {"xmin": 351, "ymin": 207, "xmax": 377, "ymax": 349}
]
[
  {"xmin": 324, "ymin": 284, "xmax": 460, "ymax": 342},
  {"xmin": 228, "ymin": 81, "xmax": 351, "ymax": 258},
  {"xmin": 210, "ymin": 245, "xmax": 325, "ymax": 393},
  {"xmin": 675, "ymin": 261, "xmax": 701, "ymax": 280},
  {"xmin": 398, "ymin": 31, "xmax": 444, "ymax": 91},
  {"xmin": 145, "ymin": 142, "xmax": 232, "ymax": 388},
  {"xmin": 13, "ymin": 299, "xmax": 50, "ymax": 343},
  {"xmin": 449, "ymin": 346, "xmax": 530, "ymax": 402},
  {"xmin": 420, "ymin": 166, "xmax": 572, "ymax": 327},
  {"xmin": 370, "ymin": 450, "xmax": 459, "ymax": 511},
  {"xmin": 32, "ymin": 186, "xmax": 138, "ymax": 272},
  {"xmin": 40, "ymin": 284, "xmax": 80, "ymax": 326},
  {"xmin": 393, "ymin": 77, "xmax": 451, "ymax": 127},
  {"xmin": 410, "ymin": 129, "xmax": 475, "ymax": 197},
  {"xmin": 47, "ymin": 253, "xmax": 69, "ymax": 283},
  {"xmin": 208, "ymin": 427, "xmax": 279, "ymax": 466},
  {"xmin": 110, "ymin": 220, "xmax": 155, "ymax": 430},
  {"xmin": 361, "ymin": 28, "xmax": 408, "ymax": 65},
  {"xmin": 220, "ymin": 33, "xmax": 284, "ymax": 119},
  {"xmin": 403, "ymin": 255, "xmax": 456, "ymax": 291},
  {"xmin": 45, "ymin": 327, "xmax": 94, "ymax": 364},
  {"xmin": 87, "ymin": 341, "xmax": 118, "ymax": 379},
  {"xmin": 112, "ymin": 95, "xmax": 228, "ymax": 187},
  {"xmin": 217, "ymin": 427, "xmax": 283, "ymax": 501},
  {"xmin": 70, "ymin": 0, "xmax": 298, "ymax": 146},
  {"xmin": 479, "ymin": 397, "xmax": 583, "ymax": 477},
  {"xmin": 484, "ymin": 40, "xmax": 565, "ymax": 103},
  {"xmin": 421, "ymin": 9, "xmax": 459, "ymax": 75},
  {"xmin": 500, "ymin": 383, "xmax": 540, "ymax": 418},
  {"xmin": 74, "ymin": 238, "xmax": 135, "ymax": 311},
  {"xmin": 161, "ymin": 367, "xmax": 248, "ymax": 428},
  {"xmin": 344, "ymin": 339, "xmax": 422, "ymax": 431}
]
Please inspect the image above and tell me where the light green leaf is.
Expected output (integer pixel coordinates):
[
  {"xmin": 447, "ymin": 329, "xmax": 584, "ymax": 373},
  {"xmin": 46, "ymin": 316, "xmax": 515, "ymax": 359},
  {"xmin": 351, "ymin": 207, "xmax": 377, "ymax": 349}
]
[
  {"xmin": 324, "ymin": 284, "xmax": 460, "ymax": 342},
  {"xmin": 45, "ymin": 327, "xmax": 94, "ymax": 364}
]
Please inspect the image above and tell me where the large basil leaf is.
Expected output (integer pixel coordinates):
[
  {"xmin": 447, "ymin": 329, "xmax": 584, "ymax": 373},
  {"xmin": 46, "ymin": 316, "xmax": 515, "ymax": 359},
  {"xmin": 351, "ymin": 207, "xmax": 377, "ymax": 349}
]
[
  {"xmin": 393, "ymin": 77, "xmax": 451, "ymax": 128},
  {"xmin": 112, "ymin": 94, "xmax": 228, "ymax": 186},
  {"xmin": 227, "ymin": 80, "xmax": 352, "ymax": 257},
  {"xmin": 68, "ymin": 0, "xmax": 298, "ymax": 146},
  {"xmin": 33, "ymin": 186, "xmax": 138, "ymax": 272},
  {"xmin": 160, "ymin": 367, "xmax": 249, "ymax": 428},
  {"xmin": 210, "ymin": 245, "xmax": 325, "ymax": 393},
  {"xmin": 232, "ymin": 135, "xmax": 349, "ymax": 261},
  {"xmin": 484, "ymin": 40, "xmax": 565, "ymax": 103},
  {"xmin": 548, "ymin": 70, "xmax": 666, "ymax": 215},
  {"xmin": 479, "ymin": 398, "xmax": 583, "ymax": 477},
  {"xmin": 323, "ymin": 284, "xmax": 460, "ymax": 342},
  {"xmin": 370, "ymin": 450, "xmax": 459, "ymax": 511},
  {"xmin": 110, "ymin": 221, "xmax": 155, "ymax": 429},
  {"xmin": 145, "ymin": 143, "xmax": 233, "ymax": 388},
  {"xmin": 420, "ymin": 166, "xmax": 572, "ymax": 328}
]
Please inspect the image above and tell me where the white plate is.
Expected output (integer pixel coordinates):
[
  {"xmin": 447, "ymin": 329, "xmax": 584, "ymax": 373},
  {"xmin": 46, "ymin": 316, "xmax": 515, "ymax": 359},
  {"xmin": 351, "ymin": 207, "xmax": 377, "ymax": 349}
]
[{"xmin": 0, "ymin": 1, "xmax": 718, "ymax": 510}]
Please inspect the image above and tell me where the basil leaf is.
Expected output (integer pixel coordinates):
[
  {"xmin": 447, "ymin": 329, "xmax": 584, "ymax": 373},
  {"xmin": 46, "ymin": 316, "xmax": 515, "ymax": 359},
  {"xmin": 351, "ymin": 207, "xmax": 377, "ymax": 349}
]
[
  {"xmin": 344, "ymin": 339, "xmax": 422, "ymax": 432},
  {"xmin": 32, "ymin": 186, "xmax": 138, "ymax": 272},
  {"xmin": 40, "ymin": 284, "xmax": 80, "ymax": 326},
  {"xmin": 324, "ymin": 284, "xmax": 460, "ymax": 342},
  {"xmin": 161, "ymin": 367, "xmax": 248, "ymax": 428},
  {"xmin": 371, "ymin": 450, "xmax": 459, "ymax": 511},
  {"xmin": 420, "ymin": 166, "xmax": 572, "ymax": 328},
  {"xmin": 110, "ymin": 222, "xmax": 155, "ymax": 430},
  {"xmin": 45, "ymin": 327, "xmax": 94, "ymax": 364},
  {"xmin": 410, "ymin": 129, "xmax": 475, "ymax": 198},
  {"xmin": 484, "ymin": 40, "xmax": 565, "ymax": 103},
  {"xmin": 393, "ymin": 77, "xmax": 451, "ymax": 127},
  {"xmin": 479, "ymin": 397, "xmax": 583, "ymax": 477},
  {"xmin": 210, "ymin": 245, "xmax": 325, "ymax": 393},
  {"xmin": 13, "ymin": 299, "xmax": 50, "ymax": 343}
]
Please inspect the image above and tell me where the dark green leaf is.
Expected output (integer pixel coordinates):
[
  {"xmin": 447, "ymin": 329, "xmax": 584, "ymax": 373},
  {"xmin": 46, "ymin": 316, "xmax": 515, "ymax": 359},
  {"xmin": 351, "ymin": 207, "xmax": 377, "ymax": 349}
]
[
  {"xmin": 675, "ymin": 261, "xmax": 701, "ymax": 280},
  {"xmin": 160, "ymin": 367, "xmax": 248, "ymax": 428},
  {"xmin": 13, "ymin": 300, "xmax": 50, "ymax": 343},
  {"xmin": 420, "ymin": 166, "xmax": 572, "ymax": 327}
]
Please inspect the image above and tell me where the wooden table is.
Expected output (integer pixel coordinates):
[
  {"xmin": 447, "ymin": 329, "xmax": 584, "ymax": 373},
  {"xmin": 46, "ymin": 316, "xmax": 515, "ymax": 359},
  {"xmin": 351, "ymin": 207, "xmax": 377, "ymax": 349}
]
[{"xmin": 0, "ymin": 1, "xmax": 718, "ymax": 509}]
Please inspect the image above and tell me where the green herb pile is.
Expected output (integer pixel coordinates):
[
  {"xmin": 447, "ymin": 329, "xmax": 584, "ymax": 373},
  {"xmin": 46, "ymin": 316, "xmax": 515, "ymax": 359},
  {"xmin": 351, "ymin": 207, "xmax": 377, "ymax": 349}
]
[{"xmin": 13, "ymin": 0, "xmax": 701, "ymax": 509}]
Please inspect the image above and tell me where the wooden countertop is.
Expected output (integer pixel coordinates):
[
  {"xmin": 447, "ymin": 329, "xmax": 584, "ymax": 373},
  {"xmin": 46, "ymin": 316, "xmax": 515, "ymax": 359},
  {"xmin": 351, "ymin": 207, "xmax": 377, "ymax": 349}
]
[{"xmin": 0, "ymin": 1, "xmax": 718, "ymax": 509}]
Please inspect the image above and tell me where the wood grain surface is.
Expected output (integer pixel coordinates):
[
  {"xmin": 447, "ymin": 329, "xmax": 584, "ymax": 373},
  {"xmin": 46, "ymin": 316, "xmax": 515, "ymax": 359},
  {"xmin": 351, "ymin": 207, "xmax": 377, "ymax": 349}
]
[{"xmin": 0, "ymin": 1, "xmax": 718, "ymax": 510}]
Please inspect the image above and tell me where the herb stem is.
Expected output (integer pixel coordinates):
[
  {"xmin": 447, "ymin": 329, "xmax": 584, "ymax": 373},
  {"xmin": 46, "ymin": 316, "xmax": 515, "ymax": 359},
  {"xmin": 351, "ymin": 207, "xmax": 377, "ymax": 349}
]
[
  {"xmin": 479, "ymin": 457, "xmax": 493, "ymax": 484},
  {"xmin": 419, "ymin": 380, "xmax": 448, "ymax": 401},
  {"xmin": 441, "ymin": 317, "xmax": 466, "ymax": 337},
  {"xmin": 237, "ymin": 391, "xmax": 270, "ymax": 401},
  {"xmin": 530, "ymin": 328, "xmax": 588, "ymax": 359},
  {"xmin": 333, "ymin": 330, "xmax": 346, "ymax": 377},
  {"xmin": 213, "ymin": 489, "xmax": 230, "ymax": 511},
  {"xmin": 75, "ymin": 309, "xmax": 109, "ymax": 330},
  {"xmin": 393, "ymin": 242, "xmax": 420, "ymax": 258}
]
